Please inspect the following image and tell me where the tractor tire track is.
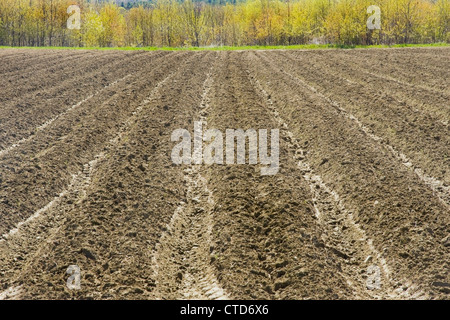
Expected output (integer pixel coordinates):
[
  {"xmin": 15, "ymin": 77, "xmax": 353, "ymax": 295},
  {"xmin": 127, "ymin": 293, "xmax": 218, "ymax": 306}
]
[
  {"xmin": 152, "ymin": 62, "xmax": 229, "ymax": 300},
  {"xmin": 0, "ymin": 60, "xmax": 183, "ymax": 299},
  {"xmin": 246, "ymin": 54, "xmax": 425, "ymax": 299},
  {"xmin": 0, "ymin": 52, "xmax": 216, "ymax": 299},
  {"xmin": 248, "ymin": 51, "xmax": 448, "ymax": 299}
]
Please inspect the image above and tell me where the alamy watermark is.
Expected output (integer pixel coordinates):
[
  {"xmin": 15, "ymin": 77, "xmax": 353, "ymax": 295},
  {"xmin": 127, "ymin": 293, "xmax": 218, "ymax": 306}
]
[
  {"xmin": 171, "ymin": 122, "xmax": 279, "ymax": 176},
  {"xmin": 367, "ymin": 5, "xmax": 381, "ymax": 30},
  {"xmin": 66, "ymin": 265, "xmax": 81, "ymax": 290},
  {"xmin": 67, "ymin": 5, "xmax": 81, "ymax": 30}
]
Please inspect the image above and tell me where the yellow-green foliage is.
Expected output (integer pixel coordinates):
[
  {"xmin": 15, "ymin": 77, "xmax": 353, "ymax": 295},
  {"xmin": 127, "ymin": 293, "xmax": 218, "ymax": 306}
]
[{"xmin": 0, "ymin": 0, "xmax": 448, "ymax": 47}]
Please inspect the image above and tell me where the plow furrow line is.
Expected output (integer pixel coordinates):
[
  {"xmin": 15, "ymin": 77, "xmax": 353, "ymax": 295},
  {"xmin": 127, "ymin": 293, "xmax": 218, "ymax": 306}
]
[
  {"xmin": 0, "ymin": 51, "xmax": 174, "ymax": 156},
  {"xmin": 0, "ymin": 74, "xmax": 132, "ymax": 159},
  {"xmin": 0, "ymin": 51, "xmax": 86, "ymax": 78},
  {"xmin": 0, "ymin": 155, "xmax": 98, "ymax": 242},
  {"xmin": 0, "ymin": 153, "xmax": 104, "ymax": 299},
  {"xmin": 322, "ymin": 52, "xmax": 447, "ymax": 95},
  {"xmin": 275, "ymin": 65, "xmax": 450, "ymax": 210},
  {"xmin": 0, "ymin": 69, "xmax": 177, "ymax": 266},
  {"xmin": 247, "ymin": 65, "xmax": 426, "ymax": 299},
  {"xmin": 326, "ymin": 65, "xmax": 449, "ymax": 126},
  {"xmin": 282, "ymin": 52, "xmax": 448, "ymax": 126},
  {"xmin": 357, "ymin": 68, "xmax": 448, "ymax": 98},
  {"xmin": 0, "ymin": 53, "xmax": 194, "ymax": 299}
]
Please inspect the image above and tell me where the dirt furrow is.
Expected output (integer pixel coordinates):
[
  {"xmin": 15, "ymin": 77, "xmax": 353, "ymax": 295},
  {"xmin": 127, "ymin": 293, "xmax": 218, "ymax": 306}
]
[
  {"xmin": 0, "ymin": 51, "xmax": 165, "ymax": 149},
  {"xmin": 319, "ymin": 50, "xmax": 449, "ymax": 93},
  {"xmin": 0, "ymin": 52, "xmax": 216, "ymax": 299},
  {"xmin": 0, "ymin": 49, "xmax": 68, "ymax": 74},
  {"xmin": 0, "ymin": 51, "xmax": 188, "ymax": 236},
  {"xmin": 246, "ymin": 53, "xmax": 427, "ymax": 299},
  {"xmin": 376, "ymin": 48, "xmax": 450, "ymax": 70},
  {"xmin": 0, "ymin": 48, "xmax": 447, "ymax": 300},
  {"xmin": 271, "ymin": 51, "xmax": 450, "ymax": 187},
  {"xmin": 152, "ymin": 64, "xmax": 229, "ymax": 300},
  {"xmin": 0, "ymin": 53, "xmax": 113, "ymax": 105},
  {"xmin": 0, "ymin": 51, "xmax": 89, "ymax": 86},
  {"xmin": 0, "ymin": 151, "xmax": 107, "ymax": 299},
  {"xmin": 202, "ymin": 52, "xmax": 361, "ymax": 299},
  {"xmin": 284, "ymin": 50, "xmax": 449, "ymax": 123},
  {"xmin": 344, "ymin": 48, "xmax": 450, "ymax": 89},
  {"xmin": 0, "ymin": 51, "xmax": 168, "ymax": 151},
  {"xmin": 0, "ymin": 55, "xmax": 184, "ymax": 238},
  {"xmin": 0, "ymin": 53, "xmax": 197, "ymax": 299},
  {"xmin": 248, "ymin": 51, "xmax": 449, "ymax": 299},
  {"xmin": 0, "ymin": 74, "xmax": 132, "ymax": 159},
  {"xmin": 267, "ymin": 53, "xmax": 449, "ymax": 208},
  {"xmin": 178, "ymin": 168, "xmax": 229, "ymax": 300}
]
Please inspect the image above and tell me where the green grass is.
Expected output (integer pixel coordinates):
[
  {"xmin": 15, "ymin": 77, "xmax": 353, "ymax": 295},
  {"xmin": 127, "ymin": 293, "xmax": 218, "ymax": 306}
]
[{"xmin": 0, "ymin": 43, "xmax": 448, "ymax": 51}]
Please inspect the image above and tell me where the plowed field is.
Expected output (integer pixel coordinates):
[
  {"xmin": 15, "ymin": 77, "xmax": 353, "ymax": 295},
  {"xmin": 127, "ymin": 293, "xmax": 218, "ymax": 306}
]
[{"xmin": 0, "ymin": 47, "xmax": 448, "ymax": 300}]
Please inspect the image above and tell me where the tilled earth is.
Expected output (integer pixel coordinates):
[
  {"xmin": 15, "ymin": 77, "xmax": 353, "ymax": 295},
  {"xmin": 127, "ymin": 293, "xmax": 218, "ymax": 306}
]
[{"xmin": 0, "ymin": 47, "xmax": 448, "ymax": 300}]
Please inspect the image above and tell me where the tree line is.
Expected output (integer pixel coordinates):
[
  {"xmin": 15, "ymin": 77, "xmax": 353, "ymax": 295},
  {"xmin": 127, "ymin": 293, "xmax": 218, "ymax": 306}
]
[{"xmin": 0, "ymin": 0, "xmax": 448, "ymax": 48}]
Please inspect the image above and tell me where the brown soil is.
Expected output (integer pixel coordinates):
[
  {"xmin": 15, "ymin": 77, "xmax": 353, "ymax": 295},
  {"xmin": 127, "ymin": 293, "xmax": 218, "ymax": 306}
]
[{"xmin": 0, "ymin": 48, "xmax": 448, "ymax": 300}]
